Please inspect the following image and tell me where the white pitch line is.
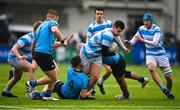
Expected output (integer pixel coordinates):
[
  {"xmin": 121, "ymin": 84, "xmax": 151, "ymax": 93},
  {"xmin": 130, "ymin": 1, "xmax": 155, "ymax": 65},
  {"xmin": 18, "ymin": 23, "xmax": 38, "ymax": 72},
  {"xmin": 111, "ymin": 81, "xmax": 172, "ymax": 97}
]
[{"xmin": 1, "ymin": 105, "xmax": 180, "ymax": 110}]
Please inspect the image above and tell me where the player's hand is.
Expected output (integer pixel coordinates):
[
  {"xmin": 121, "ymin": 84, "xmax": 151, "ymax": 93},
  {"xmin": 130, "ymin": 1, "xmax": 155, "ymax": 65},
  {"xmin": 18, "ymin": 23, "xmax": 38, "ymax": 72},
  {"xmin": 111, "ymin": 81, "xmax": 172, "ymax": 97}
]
[
  {"xmin": 80, "ymin": 89, "xmax": 92, "ymax": 99},
  {"xmin": 124, "ymin": 48, "xmax": 131, "ymax": 53},
  {"xmin": 18, "ymin": 55, "xmax": 28, "ymax": 60},
  {"xmin": 63, "ymin": 40, "xmax": 68, "ymax": 47},
  {"xmin": 124, "ymin": 40, "xmax": 131, "ymax": 46}
]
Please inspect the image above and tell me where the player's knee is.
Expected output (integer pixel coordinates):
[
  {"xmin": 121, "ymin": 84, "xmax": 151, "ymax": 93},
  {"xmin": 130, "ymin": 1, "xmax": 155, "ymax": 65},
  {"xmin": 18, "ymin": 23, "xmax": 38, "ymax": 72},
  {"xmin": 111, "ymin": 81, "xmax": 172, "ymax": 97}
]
[
  {"xmin": 106, "ymin": 68, "xmax": 112, "ymax": 73},
  {"xmin": 165, "ymin": 74, "xmax": 173, "ymax": 82},
  {"xmin": 91, "ymin": 75, "xmax": 99, "ymax": 82},
  {"xmin": 148, "ymin": 67, "xmax": 156, "ymax": 74},
  {"xmin": 28, "ymin": 65, "xmax": 35, "ymax": 73}
]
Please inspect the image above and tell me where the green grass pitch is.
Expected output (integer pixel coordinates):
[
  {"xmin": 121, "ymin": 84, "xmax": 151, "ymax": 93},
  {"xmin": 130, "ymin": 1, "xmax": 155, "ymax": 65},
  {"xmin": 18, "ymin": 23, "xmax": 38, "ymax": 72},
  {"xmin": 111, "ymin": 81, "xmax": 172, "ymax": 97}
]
[{"xmin": 0, "ymin": 64, "xmax": 180, "ymax": 109}]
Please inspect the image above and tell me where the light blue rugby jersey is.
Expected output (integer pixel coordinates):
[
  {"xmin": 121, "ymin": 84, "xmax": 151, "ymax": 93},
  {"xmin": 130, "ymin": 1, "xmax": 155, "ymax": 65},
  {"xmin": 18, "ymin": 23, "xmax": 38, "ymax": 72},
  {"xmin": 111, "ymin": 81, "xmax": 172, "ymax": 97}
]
[
  {"xmin": 8, "ymin": 32, "xmax": 34, "ymax": 60},
  {"xmin": 87, "ymin": 19, "xmax": 112, "ymax": 40},
  {"xmin": 82, "ymin": 28, "xmax": 114, "ymax": 59},
  {"xmin": 138, "ymin": 24, "xmax": 166, "ymax": 56},
  {"xmin": 34, "ymin": 19, "xmax": 59, "ymax": 55},
  {"xmin": 61, "ymin": 67, "xmax": 89, "ymax": 99}
]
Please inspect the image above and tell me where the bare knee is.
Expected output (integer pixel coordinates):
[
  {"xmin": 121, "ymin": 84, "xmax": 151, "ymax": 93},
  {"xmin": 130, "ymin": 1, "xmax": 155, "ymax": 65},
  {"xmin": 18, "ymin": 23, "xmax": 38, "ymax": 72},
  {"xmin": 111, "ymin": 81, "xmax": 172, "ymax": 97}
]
[
  {"xmin": 165, "ymin": 74, "xmax": 173, "ymax": 82},
  {"xmin": 91, "ymin": 75, "xmax": 99, "ymax": 82},
  {"xmin": 148, "ymin": 65, "xmax": 156, "ymax": 74},
  {"xmin": 106, "ymin": 68, "xmax": 112, "ymax": 73}
]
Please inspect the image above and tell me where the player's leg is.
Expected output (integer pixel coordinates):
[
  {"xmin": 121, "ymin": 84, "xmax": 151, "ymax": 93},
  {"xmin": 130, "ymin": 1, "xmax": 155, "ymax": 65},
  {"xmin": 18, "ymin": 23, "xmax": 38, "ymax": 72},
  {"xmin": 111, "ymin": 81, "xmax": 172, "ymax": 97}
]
[
  {"xmin": 113, "ymin": 55, "xmax": 129, "ymax": 99},
  {"xmin": 146, "ymin": 56, "xmax": 175, "ymax": 99},
  {"xmin": 19, "ymin": 59, "xmax": 36, "ymax": 81},
  {"xmin": 88, "ymin": 63, "xmax": 101, "ymax": 92},
  {"xmin": 26, "ymin": 52, "xmax": 58, "ymax": 97},
  {"xmin": 2, "ymin": 68, "xmax": 23, "ymax": 97},
  {"xmin": 97, "ymin": 64, "xmax": 112, "ymax": 95},
  {"xmin": 124, "ymin": 70, "xmax": 149, "ymax": 88},
  {"xmin": 158, "ymin": 55, "xmax": 175, "ymax": 99}
]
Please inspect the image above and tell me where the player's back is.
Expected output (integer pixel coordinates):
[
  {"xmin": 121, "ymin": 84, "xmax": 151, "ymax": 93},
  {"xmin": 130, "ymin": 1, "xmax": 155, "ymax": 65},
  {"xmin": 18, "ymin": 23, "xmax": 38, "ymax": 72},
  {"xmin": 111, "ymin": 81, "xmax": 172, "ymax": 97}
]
[
  {"xmin": 35, "ymin": 20, "xmax": 59, "ymax": 54},
  {"xmin": 61, "ymin": 67, "xmax": 89, "ymax": 99},
  {"xmin": 9, "ymin": 32, "xmax": 33, "ymax": 59},
  {"xmin": 138, "ymin": 24, "xmax": 166, "ymax": 56}
]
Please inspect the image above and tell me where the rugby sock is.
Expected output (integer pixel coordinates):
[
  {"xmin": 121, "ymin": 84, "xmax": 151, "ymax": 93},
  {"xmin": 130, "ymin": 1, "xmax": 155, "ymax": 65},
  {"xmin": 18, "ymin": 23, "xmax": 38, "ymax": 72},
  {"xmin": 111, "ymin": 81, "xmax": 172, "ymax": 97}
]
[
  {"xmin": 40, "ymin": 91, "xmax": 46, "ymax": 97},
  {"xmin": 98, "ymin": 77, "xmax": 107, "ymax": 85},
  {"xmin": 45, "ymin": 90, "xmax": 52, "ymax": 97},
  {"xmin": 123, "ymin": 92, "xmax": 130, "ymax": 97},
  {"xmin": 160, "ymin": 85, "xmax": 166, "ymax": 91},
  {"xmin": 30, "ymin": 80, "xmax": 37, "ymax": 87},
  {"xmin": 138, "ymin": 76, "xmax": 145, "ymax": 83},
  {"xmin": 3, "ymin": 88, "xmax": 10, "ymax": 93},
  {"xmin": 92, "ymin": 85, "xmax": 95, "ymax": 91},
  {"xmin": 32, "ymin": 90, "xmax": 39, "ymax": 96}
]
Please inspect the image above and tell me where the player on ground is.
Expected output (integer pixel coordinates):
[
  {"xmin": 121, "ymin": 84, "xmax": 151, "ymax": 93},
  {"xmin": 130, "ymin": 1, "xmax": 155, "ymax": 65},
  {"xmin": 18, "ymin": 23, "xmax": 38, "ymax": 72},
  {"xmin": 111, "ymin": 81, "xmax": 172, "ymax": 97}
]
[
  {"xmin": 124, "ymin": 13, "xmax": 175, "ymax": 99},
  {"xmin": 26, "ymin": 9, "xmax": 66, "ymax": 99},
  {"xmin": 41, "ymin": 56, "xmax": 92, "ymax": 99},
  {"xmin": 1, "ymin": 21, "xmax": 42, "ymax": 97}
]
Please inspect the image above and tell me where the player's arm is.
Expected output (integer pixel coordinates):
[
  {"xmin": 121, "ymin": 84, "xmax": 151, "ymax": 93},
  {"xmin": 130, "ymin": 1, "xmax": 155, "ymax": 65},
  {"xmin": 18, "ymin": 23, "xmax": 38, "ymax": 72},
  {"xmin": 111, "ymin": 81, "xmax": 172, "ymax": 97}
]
[
  {"xmin": 51, "ymin": 26, "xmax": 63, "ymax": 42},
  {"xmin": 31, "ymin": 39, "xmax": 36, "ymax": 58},
  {"xmin": 138, "ymin": 33, "xmax": 161, "ymax": 46},
  {"xmin": 80, "ymin": 89, "xmax": 92, "ymax": 99},
  {"xmin": 124, "ymin": 31, "xmax": 139, "ymax": 46},
  {"xmin": 11, "ymin": 45, "xmax": 27, "ymax": 60},
  {"xmin": 53, "ymin": 35, "xmax": 74, "ymax": 48},
  {"xmin": 114, "ymin": 36, "xmax": 130, "ymax": 52}
]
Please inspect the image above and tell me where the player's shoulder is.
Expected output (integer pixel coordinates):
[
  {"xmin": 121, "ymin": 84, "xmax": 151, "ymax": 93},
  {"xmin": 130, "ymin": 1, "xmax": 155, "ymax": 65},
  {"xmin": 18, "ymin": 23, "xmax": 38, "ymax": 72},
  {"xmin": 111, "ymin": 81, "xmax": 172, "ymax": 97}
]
[
  {"xmin": 105, "ymin": 19, "xmax": 112, "ymax": 24},
  {"xmin": 48, "ymin": 19, "xmax": 59, "ymax": 26},
  {"xmin": 20, "ymin": 32, "xmax": 33, "ymax": 40},
  {"xmin": 152, "ymin": 24, "xmax": 161, "ymax": 31},
  {"xmin": 88, "ymin": 20, "xmax": 96, "ymax": 28}
]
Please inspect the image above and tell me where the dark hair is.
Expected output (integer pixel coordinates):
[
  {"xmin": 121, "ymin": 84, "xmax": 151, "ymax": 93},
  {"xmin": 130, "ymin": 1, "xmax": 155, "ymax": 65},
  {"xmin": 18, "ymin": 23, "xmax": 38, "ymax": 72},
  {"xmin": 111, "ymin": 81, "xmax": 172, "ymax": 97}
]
[
  {"xmin": 33, "ymin": 20, "xmax": 42, "ymax": 32},
  {"xmin": 114, "ymin": 20, "xmax": 125, "ymax": 30},
  {"xmin": 95, "ymin": 7, "xmax": 104, "ymax": 13},
  {"xmin": 71, "ymin": 56, "xmax": 81, "ymax": 68},
  {"xmin": 47, "ymin": 9, "xmax": 59, "ymax": 18}
]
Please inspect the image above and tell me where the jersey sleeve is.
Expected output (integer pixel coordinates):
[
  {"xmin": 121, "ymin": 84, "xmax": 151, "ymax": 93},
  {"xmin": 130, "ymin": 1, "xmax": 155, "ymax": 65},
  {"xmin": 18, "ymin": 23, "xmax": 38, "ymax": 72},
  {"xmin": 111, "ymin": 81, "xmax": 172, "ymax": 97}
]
[
  {"xmin": 49, "ymin": 20, "xmax": 59, "ymax": 27},
  {"xmin": 16, "ymin": 36, "xmax": 29, "ymax": 48},
  {"xmin": 87, "ymin": 25, "xmax": 93, "ymax": 38}
]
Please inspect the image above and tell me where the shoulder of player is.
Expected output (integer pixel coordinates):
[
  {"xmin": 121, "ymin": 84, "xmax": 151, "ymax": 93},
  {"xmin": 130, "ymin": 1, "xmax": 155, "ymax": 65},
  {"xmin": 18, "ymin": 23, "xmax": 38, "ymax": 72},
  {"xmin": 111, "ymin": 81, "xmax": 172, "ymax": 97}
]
[
  {"xmin": 19, "ymin": 32, "xmax": 33, "ymax": 41},
  {"xmin": 152, "ymin": 24, "xmax": 161, "ymax": 31},
  {"xmin": 88, "ymin": 21, "xmax": 96, "ymax": 28},
  {"xmin": 104, "ymin": 19, "xmax": 112, "ymax": 24}
]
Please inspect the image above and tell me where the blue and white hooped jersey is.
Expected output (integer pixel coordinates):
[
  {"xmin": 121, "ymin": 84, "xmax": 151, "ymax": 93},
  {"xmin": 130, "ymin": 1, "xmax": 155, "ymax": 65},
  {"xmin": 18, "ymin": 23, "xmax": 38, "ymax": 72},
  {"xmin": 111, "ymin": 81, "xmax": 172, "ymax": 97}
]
[
  {"xmin": 137, "ymin": 24, "xmax": 166, "ymax": 56},
  {"xmin": 87, "ymin": 19, "xmax": 112, "ymax": 40},
  {"xmin": 82, "ymin": 28, "xmax": 114, "ymax": 59},
  {"xmin": 34, "ymin": 19, "xmax": 59, "ymax": 55},
  {"xmin": 8, "ymin": 32, "xmax": 34, "ymax": 60},
  {"xmin": 61, "ymin": 67, "xmax": 89, "ymax": 99}
]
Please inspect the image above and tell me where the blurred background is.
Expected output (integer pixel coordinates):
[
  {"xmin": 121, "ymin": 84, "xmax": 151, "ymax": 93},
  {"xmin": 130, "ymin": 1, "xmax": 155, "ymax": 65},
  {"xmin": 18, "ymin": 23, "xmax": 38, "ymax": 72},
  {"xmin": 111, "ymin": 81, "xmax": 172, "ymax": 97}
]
[{"xmin": 0, "ymin": 0, "xmax": 179, "ymax": 65}]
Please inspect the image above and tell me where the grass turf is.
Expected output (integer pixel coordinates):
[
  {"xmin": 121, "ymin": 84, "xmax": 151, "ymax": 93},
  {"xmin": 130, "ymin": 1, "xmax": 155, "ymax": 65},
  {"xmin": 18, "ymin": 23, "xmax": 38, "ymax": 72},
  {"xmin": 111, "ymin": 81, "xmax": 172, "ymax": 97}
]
[{"xmin": 0, "ymin": 64, "xmax": 180, "ymax": 109}]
